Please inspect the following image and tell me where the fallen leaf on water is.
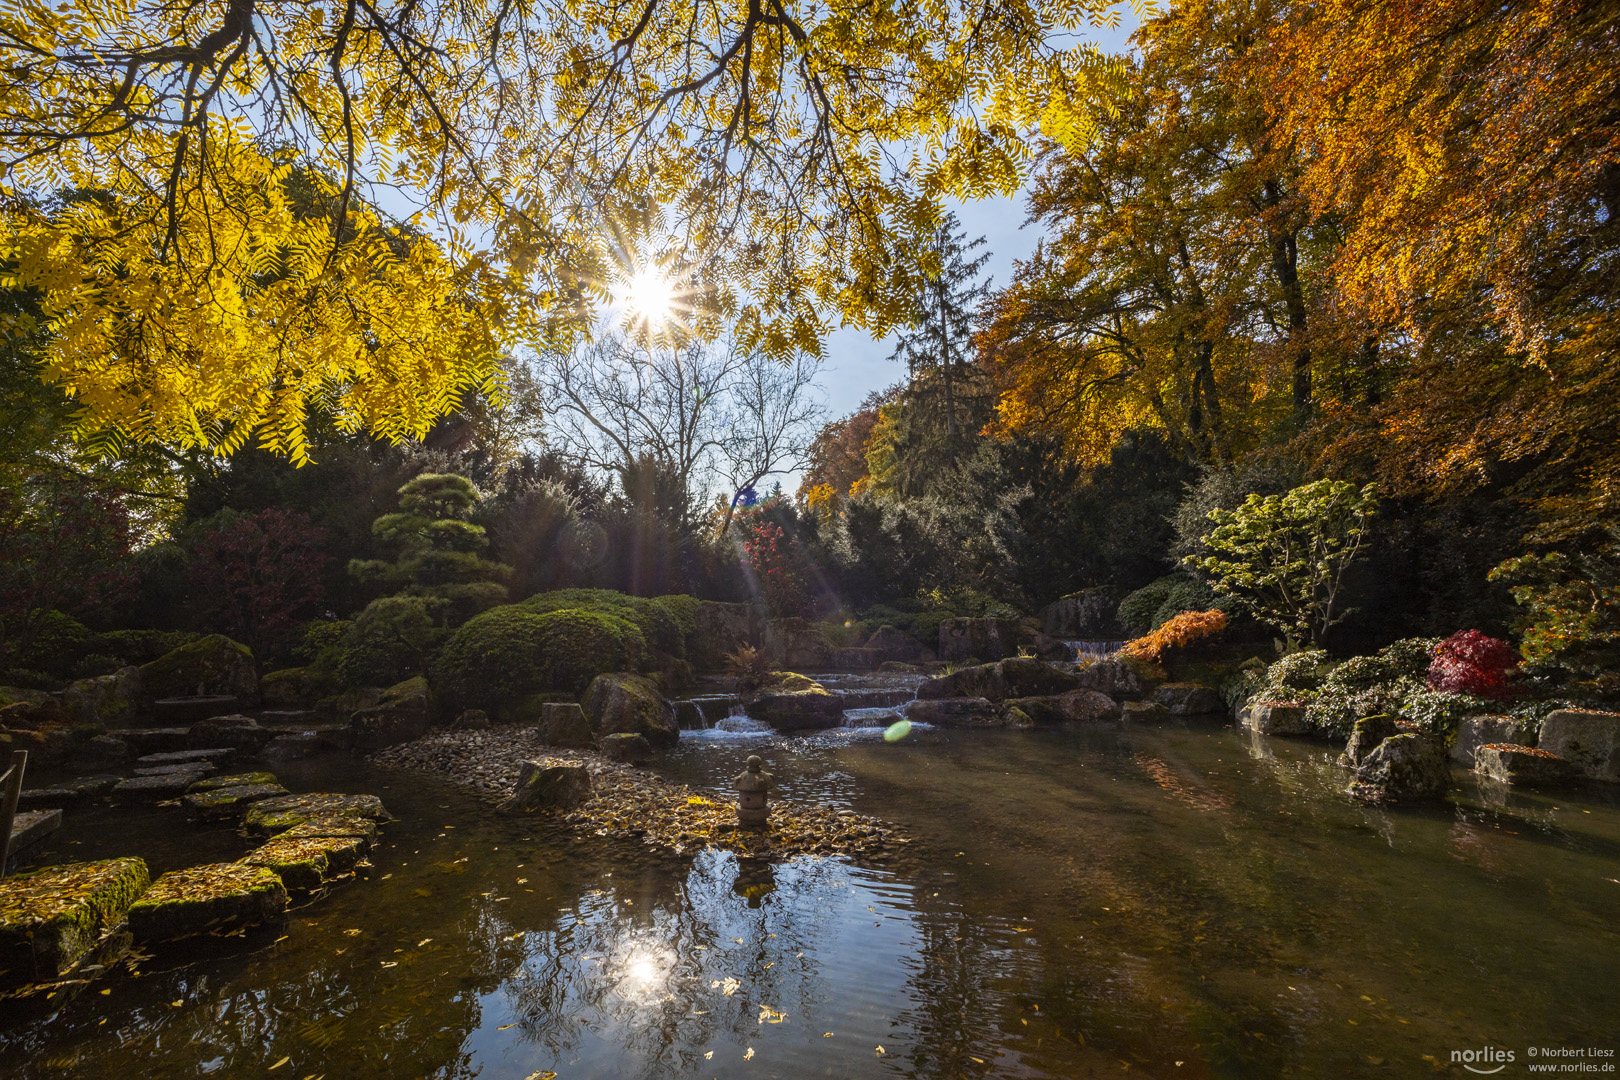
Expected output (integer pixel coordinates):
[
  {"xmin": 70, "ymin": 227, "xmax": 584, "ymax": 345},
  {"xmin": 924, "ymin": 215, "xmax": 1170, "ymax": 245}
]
[
  {"xmin": 731, "ymin": 937, "xmax": 743, "ymax": 944},
  {"xmin": 758, "ymin": 1007, "xmax": 787, "ymax": 1024},
  {"xmin": 498, "ymin": 1024, "xmax": 516, "ymax": 1030},
  {"xmin": 1014, "ymin": 926, "xmax": 1033, "ymax": 933},
  {"xmin": 704, "ymin": 1051, "xmax": 713, "ymax": 1060},
  {"xmin": 99, "ymin": 989, "xmax": 110, "ymax": 996},
  {"xmin": 417, "ymin": 939, "xmax": 432, "ymax": 947},
  {"xmin": 269, "ymin": 1057, "xmax": 290, "ymax": 1071},
  {"xmin": 719, "ymin": 977, "xmax": 740, "ymax": 996},
  {"xmin": 522, "ymin": 1072, "xmax": 556, "ymax": 1080},
  {"xmin": 344, "ymin": 929, "xmax": 362, "ymax": 936},
  {"xmin": 875, "ymin": 1046, "xmax": 886, "ymax": 1055},
  {"xmin": 170, "ymin": 1000, "xmax": 182, "ymax": 1007},
  {"xmin": 824, "ymin": 1032, "xmax": 834, "ymax": 1038},
  {"xmin": 743, "ymin": 1048, "xmax": 754, "ymax": 1061},
  {"xmin": 380, "ymin": 962, "xmax": 397, "ymax": 969}
]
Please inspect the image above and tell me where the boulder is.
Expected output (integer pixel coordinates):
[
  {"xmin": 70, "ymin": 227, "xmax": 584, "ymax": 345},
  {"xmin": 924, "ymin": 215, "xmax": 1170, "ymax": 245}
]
[
  {"xmin": 905, "ymin": 697, "xmax": 1003, "ymax": 727},
  {"xmin": 541, "ymin": 702, "xmax": 596, "ymax": 749},
  {"xmin": 999, "ymin": 657, "xmax": 1083, "ymax": 698},
  {"xmin": 453, "ymin": 708, "xmax": 491, "ymax": 730},
  {"xmin": 763, "ymin": 618, "xmax": 834, "ymax": 669},
  {"xmin": 1031, "ymin": 634, "xmax": 1073, "ymax": 662},
  {"xmin": 0, "ymin": 857, "xmax": 150, "ymax": 983},
  {"xmin": 498, "ymin": 760, "xmax": 592, "ymax": 813},
  {"xmin": 1009, "ymin": 690, "xmax": 1122, "ymax": 724},
  {"xmin": 0, "ymin": 726, "xmax": 76, "ymax": 767},
  {"xmin": 61, "ymin": 666, "xmax": 143, "ymax": 727},
  {"xmin": 0, "ymin": 688, "xmax": 67, "ymax": 729},
  {"xmin": 689, "ymin": 600, "xmax": 761, "ymax": 670},
  {"xmin": 864, "ymin": 625, "xmax": 935, "ymax": 664},
  {"xmin": 601, "ymin": 732, "xmax": 653, "ymax": 764},
  {"xmin": 187, "ymin": 714, "xmax": 269, "ymax": 751},
  {"xmin": 1073, "ymin": 659, "xmax": 1145, "ymax": 700},
  {"xmin": 582, "ymin": 673, "xmax": 679, "ymax": 747},
  {"xmin": 830, "ymin": 647, "xmax": 880, "ymax": 670},
  {"xmin": 259, "ymin": 667, "xmax": 339, "ymax": 709},
  {"xmin": 1153, "ymin": 683, "xmax": 1224, "ymax": 716},
  {"xmin": 916, "ymin": 662, "xmax": 1004, "ymax": 701},
  {"xmin": 1536, "ymin": 709, "xmax": 1620, "ymax": 783},
  {"xmin": 1120, "ymin": 700, "xmax": 1171, "ymax": 723},
  {"xmin": 1248, "ymin": 702, "xmax": 1312, "ymax": 736},
  {"xmin": 938, "ymin": 618, "xmax": 1022, "ymax": 663},
  {"xmin": 127, "ymin": 864, "xmax": 288, "ymax": 943},
  {"xmin": 1451, "ymin": 714, "xmax": 1537, "ymax": 766},
  {"xmin": 1040, "ymin": 587, "xmax": 1120, "ymax": 638},
  {"xmin": 750, "ymin": 690, "xmax": 844, "ymax": 732},
  {"xmin": 348, "ymin": 676, "xmax": 432, "ymax": 752},
  {"xmin": 72, "ymin": 733, "xmax": 131, "ymax": 764},
  {"xmin": 1474, "ymin": 744, "xmax": 1575, "ymax": 787},
  {"xmin": 1348, "ymin": 733, "xmax": 1451, "ymax": 803},
  {"xmin": 1341, "ymin": 714, "xmax": 1400, "ymax": 767},
  {"xmin": 139, "ymin": 635, "xmax": 259, "ymax": 708}
]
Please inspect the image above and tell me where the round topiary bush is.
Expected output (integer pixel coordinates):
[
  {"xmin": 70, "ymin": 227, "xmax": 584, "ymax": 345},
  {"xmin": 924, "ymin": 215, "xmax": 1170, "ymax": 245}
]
[
  {"xmin": 434, "ymin": 605, "xmax": 647, "ymax": 711},
  {"xmin": 520, "ymin": 588, "xmax": 682, "ymax": 657}
]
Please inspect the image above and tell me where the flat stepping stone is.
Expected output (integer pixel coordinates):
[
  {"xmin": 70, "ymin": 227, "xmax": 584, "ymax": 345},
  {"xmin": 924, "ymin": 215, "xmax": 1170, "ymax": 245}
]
[
  {"xmin": 183, "ymin": 783, "xmax": 290, "ymax": 822},
  {"xmin": 244, "ymin": 793, "xmax": 390, "ymax": 836},
  {"xmin": 18, "ymin": 776, "xmax": 119, "ymax": 809},
  {"xmin": 8, "ymin": 809, "xmax": 62, "ymax": 855},
  {"xmin": 239, "ymin": 835, "xmax": 364, "ymax": 891},
  {"xmin": 152, "ymin": 696, "xmax": 238, "ymax": 724},
  {"xmin": 276, "ymin": 815, "xmax": 379, "ymax": 859},
  {"xmin": 136, "ymin": 748, "xmax": 235, "ymax": 766},
  {"xmin": 111, "ymin": 772, "xmax": 212, "ymax": 803},
  {"xmin": 0, "ymin": 857, "xmax": 150, "ymax": 982},
  {"xmin": 188, "ymin": 772, "xmax": 278, "ymax": 793},
  {"xmin": 127, "ymin": 864, "xmax": 287, "ymax": 943},
  {"xmin": 118, "ymin": 728, "xmax": 191, "ymax": 755},
  {"xmin": 133, "ymin": 762, "xmax": 217, "ymax": 778}
]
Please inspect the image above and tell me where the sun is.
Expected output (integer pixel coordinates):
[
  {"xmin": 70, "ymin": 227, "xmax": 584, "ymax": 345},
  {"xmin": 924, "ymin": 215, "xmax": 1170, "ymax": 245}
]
[{"xmin": 621, "ymin": 267, "xmax": 676, "ymax": 328}]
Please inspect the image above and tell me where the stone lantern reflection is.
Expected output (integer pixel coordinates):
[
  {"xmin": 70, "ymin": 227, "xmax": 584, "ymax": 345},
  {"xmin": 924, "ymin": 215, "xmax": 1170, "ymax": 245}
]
[{"xmin": 735, "ymin": 754, "xmax": 774, "ymax": 829}]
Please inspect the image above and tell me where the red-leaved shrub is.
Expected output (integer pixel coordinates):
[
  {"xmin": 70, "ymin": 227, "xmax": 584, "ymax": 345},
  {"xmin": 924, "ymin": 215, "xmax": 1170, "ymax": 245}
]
[{"xmin": 1427, "ymin": 629, "xmax": 1519, "ymax": 700}]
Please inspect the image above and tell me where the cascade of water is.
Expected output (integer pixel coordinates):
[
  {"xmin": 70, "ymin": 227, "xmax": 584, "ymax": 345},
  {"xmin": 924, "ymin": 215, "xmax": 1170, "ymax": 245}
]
[{"xmin": 1067, "ymin": 640, "xmax": 1127, "ymax": 661}]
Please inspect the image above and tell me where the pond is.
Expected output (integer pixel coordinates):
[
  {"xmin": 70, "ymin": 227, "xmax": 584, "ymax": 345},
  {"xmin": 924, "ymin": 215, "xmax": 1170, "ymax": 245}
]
[{"xmin": 3, "ymin": 718, "xmax": 1618, "ymax": 1078}]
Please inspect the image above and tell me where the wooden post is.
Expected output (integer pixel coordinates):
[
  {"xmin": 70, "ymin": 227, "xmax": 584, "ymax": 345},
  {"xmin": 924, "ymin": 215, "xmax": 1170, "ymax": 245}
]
[{"xmin": 0, "ymin": 749, "xmax": 27, "ymax": 881}]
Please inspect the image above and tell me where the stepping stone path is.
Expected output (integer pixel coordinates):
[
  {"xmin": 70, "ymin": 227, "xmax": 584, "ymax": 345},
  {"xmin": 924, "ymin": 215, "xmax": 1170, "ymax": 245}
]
[
  {"xmin": 136, "ymin": 748, "xmax": 237, "ymax": 766},
  {"xmin": 17, "ymin": 776, "xmax": 119, "ymax": 810},
  {"xmin": 127, "ymin": 864, "xmax": 288, "ymax": 943},
  {"xmin": 0, "ymin": 857, "xmax": 150, "ymax": 982},
  {"xmin": 240, "ymin": 836, "xmax": 362, "ymax": 891},
  {"xmin": 111, "ymin": 771, "xmax": 212, "ymax": 803},
  {"xmin": 133, "ymin": 762, "xmax": 217, "ymax": 778},
  {"xmin": 183, "ymin": 782, "xmax": 290, "ymax": 823}
]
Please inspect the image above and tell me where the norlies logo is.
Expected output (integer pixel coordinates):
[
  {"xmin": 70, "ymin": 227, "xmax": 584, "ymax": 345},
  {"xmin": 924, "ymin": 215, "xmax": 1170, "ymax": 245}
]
[{"xmin": 1454, "ymin": 1047, "xmax": 1517, "ymax": 1074}]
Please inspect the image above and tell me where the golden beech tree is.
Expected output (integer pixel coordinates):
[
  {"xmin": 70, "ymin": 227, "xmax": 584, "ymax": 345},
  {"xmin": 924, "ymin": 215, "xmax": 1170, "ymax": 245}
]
[
  {"xmin": 1269, "ymin": 0, "xmax": 1620, "ymax": 536},
  {"xmin": 979, "ymin": 0, "xmax": 1343, "ymax": 469},
  {"xmin": 0, "ymin": 0, "xmax": 1142, "ymax": 458}
]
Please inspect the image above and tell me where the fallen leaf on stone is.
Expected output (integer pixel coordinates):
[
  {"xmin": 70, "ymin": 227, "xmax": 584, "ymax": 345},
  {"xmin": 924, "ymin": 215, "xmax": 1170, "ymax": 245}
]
[
  {"xmin": 743, "ymin": 1048, "xmax": 754, "ymax": 1061},
  {"xmin": 269, "ymin": 1057, "xmax": 290, "ymax": 1070},
  {"xmin": 417, "ymin": 938, "xmax": 432, "ymax": 947},
  {"xmin": 823, "ymin": 1032, "xmax": 834, "ymax": 1038},
  {"xmin": 380, "ymin": 961, "xmax": 397, "ymax": 968},
  {"xmin": 344, "ymin": 929, "xmax": 362, "ymax": 936},
  {"xmin": 170, "ymin": 1000, "xmax": 182, "ymax": 1007}
]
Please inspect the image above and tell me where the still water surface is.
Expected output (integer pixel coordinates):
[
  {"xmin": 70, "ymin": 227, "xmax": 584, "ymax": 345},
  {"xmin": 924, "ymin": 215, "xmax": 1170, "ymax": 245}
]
[{"xmin": 3, "ymin": 721, "xmax": 1618, "ymax": 1078}]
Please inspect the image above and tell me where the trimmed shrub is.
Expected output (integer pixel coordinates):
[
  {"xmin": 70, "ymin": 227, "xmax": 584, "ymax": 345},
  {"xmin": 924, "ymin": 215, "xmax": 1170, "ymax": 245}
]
[
  {"xmin": 521, "ymin": 588, "xmax": 683, "ymax": 658},
  {"xmin": 434, "ymin": 605, "xmax": 647, "ymax": 711},
  {"xmin": 1117, "ymin": 577, "xmax": 1177, "ymax": 636},
  {"xmin": 336, "ymin": 597, "xmax": 444, "ymax": 687}
]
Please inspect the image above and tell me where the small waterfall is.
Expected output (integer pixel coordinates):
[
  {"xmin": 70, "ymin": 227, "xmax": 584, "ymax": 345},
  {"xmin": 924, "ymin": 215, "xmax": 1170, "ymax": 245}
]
[
  {"xmin": 1068, "ymin": 640, "xmax": 1128, "ymax": 661},
  {"xmin": 713, "ymin": 707, "xmax": 773, "ymax": 734}
]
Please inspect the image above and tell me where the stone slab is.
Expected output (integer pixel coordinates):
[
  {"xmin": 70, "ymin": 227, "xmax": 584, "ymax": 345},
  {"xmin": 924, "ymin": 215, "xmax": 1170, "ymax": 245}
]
[
  {"xmin": 183, "ymin": 783, "xmax": 290, "ymax": 822},
  {"xmin": 0, "ymin": 857, "xmax": 150, "ymax": 982},
  {"xmin": 243, "ymin": 793, "xmax": 390, "ymax": 836},
  {"xmin": 127, "ymin": 863, "xmax": 288, "ymax": 942},
  {"xmin": 136, "ymin": 748, "xmax": 235, "ymax": 766},
  {"xmin": 238, "ymin": 836, "xmax": 364, "ymax": 891},
  {"xmin": 17, "ymin": 776, "xmax": 119, "ymax": 810},
  {"xmin": 133, "ymin": 762, "xmax": 217, "ymax": 778},
  {"xmin": 8, "ymin": 809, "xmax": 62, "ymax": 855},
  {"xmin": 111, "ymin": 773, "xmax": 210, "ymax": 803}
]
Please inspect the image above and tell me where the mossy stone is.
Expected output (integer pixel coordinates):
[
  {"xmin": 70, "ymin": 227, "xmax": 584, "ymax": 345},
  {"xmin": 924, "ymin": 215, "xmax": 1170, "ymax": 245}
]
[
  {"xmin": 183, "ymin": 783, "xmax": 290, "ymax": 822},
  {"xmin": 127, "ymin": 864, "xmax": 288, "ymax": 942},
  {"xmin": 276, "ymin": 816, "xmax": 379, "ymax": 859},
  {"xmin": 0, "ymin": 857, "xmax": 150, "ymax": 982},
  {"xmin": 243, "ymin": 793, "xmax": 390, "ymax": 836},
  {"xmin": 238, "ymin": 838, "xmax": 332, "ymax": 892},
  {"xmin": 139, "ymin": 634, "xmax": 258, "ymax": 706},
  {"xmin": 188, "ymin": 771, "xmax": 279, "ymax": 793}
]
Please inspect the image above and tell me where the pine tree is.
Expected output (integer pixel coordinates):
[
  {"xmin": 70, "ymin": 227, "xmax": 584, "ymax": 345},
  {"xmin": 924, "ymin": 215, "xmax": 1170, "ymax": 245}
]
[{"xmin": 889, "ymin": 214, "xmax": 993, "ymax": 446}]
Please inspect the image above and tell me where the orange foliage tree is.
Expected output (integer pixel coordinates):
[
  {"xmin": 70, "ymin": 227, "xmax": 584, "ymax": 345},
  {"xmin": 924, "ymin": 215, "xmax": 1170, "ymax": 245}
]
[{"xmin": 1119, "ymin": 609, "xmax": 1228, "ymax": 663}]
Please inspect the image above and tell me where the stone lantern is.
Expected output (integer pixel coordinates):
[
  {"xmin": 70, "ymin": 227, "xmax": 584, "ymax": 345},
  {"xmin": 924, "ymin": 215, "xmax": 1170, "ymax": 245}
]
[{"xmin": 735, "ymin": 754, "xmax": 774, "ymax": 828}]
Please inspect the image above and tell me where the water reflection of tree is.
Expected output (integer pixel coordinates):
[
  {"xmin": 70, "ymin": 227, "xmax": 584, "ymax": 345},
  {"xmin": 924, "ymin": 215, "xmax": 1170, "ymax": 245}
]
[{"xmin": 501, "ymin": 849, "xmax": 855, "ymax": 1077}]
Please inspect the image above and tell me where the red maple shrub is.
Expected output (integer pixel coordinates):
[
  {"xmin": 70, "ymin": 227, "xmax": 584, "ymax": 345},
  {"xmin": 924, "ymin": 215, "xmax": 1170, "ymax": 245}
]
[{"xmin": 1427, "ymin": 629, "xmax": 1520, "ymax": 700}]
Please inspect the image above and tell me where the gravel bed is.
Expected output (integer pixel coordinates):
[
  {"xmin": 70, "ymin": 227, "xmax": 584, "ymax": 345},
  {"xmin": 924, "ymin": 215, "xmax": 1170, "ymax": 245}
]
[{"xmin": 369, "ymin": 728, "xmax": 909, "ymax": 862}]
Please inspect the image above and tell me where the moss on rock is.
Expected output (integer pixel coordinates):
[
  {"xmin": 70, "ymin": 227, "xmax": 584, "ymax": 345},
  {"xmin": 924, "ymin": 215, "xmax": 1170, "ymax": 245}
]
[
  {"xmin": 0, "ymin": 857, "xmax": 150, "ymax": 982},
  {"xmin": 184, "ymin": 783, "xmax": 290, "ymax": 822},
  {"xmin": 139, "ymin": 634, "xmax": 259, "ymax": 706},
  {"xmin": 188, "ymin": 772, "xmax": 279, "ymax": 793},
  {"xmin": 243, "ymin": 793, "xmax": 390, "ymax": 835},
  {"xmin": 127, "ymin": 864, "xmax": 288, "ymax": 942},
  {"xmin": 238, "ymin": 837, "xmax": 332, "ymax": 892}
]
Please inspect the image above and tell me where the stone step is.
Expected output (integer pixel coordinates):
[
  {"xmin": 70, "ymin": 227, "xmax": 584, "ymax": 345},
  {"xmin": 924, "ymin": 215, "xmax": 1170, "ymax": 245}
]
[
  {"xmin": 0, "ymin": 857, "xmax": 150, "ymax": 983},
  {"xmin": 110, "ymin": 728, "xmax": 191, "ymax": 755},
  {"xmin": 135, "ymin": 748, "xmax": 236, "ymax": 766},
  {"xmin": 7, "ymin": 808, "xmax": 62, "ymax": 858},
  {"xmin": 151, "ymin": 696, "xmax": 239, "ymax": 724},
  {"xmin": 16, "ymin": 776, "xmax": 120, "ymax": 810}
]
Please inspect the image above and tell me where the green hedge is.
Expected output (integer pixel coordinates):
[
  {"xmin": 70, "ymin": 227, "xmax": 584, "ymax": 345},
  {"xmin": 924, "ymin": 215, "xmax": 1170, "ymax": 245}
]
[
  {"xmin": 520, "ymin": 588, "xmax": 689, "ymax": 658},
  {"xmin": 433, "ymin": 605, "xmax": 647, "ymax": 710}
]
